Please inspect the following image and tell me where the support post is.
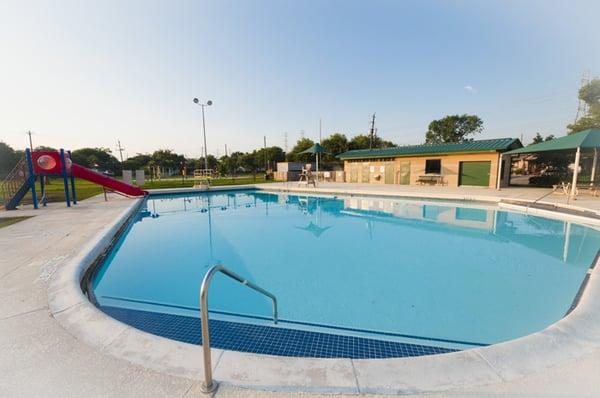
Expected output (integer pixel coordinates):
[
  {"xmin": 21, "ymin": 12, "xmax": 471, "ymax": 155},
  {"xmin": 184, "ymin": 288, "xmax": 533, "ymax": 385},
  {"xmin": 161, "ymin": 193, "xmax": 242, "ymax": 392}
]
[
  {"xmin": 496, "ymin": 154, "xmax": 504, "ymax": 190},
  {"xmin": 571, "ymin": 147, "xmax": 581, "ymax": 198},
  {"xmin": 591, "ymin": 148, "xmax": 598, "ymax": 185},
  {"xmin": 60, "ymin": 149, "xmax": 71, "ymax": 207},
  {"xmin": 68, "ymin": 151, "xmax": 77, "ymax": 205},
  {"xmin": 25, "ymin": 148, "xmax": 38, "ymax": 209}
]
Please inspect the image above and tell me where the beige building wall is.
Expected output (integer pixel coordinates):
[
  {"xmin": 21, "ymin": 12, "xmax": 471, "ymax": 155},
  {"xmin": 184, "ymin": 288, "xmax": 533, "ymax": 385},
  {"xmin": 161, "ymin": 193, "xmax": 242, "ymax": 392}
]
[{"xmin": 343, "ymin": 152, "xmax": 502, "ymax": 188}]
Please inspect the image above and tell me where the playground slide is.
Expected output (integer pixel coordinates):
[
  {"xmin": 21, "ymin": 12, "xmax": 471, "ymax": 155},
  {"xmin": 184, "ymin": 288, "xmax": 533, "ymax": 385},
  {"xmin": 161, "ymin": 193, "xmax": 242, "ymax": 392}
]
[{"xmin": 71, "ymin": 163, "xmax": 147, "ymax": 197}]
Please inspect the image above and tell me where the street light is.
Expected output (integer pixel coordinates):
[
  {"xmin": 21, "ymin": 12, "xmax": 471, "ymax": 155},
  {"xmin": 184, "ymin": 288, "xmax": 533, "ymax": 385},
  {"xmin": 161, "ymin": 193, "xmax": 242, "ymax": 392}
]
[{"xmin": 193, "ymin": 98, "xmax": 213, "ymax": 170}]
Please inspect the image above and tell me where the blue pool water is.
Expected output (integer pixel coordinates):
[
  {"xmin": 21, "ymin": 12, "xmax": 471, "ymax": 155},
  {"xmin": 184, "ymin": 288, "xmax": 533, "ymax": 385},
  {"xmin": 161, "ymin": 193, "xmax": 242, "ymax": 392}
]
[{"xmin": 92, "ymin": 190, "xmax": 600, "ymax": 355}]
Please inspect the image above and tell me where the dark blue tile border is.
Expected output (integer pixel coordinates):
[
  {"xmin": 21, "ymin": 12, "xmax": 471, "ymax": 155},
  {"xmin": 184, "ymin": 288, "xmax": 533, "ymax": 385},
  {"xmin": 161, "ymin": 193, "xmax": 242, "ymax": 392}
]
[{"xmin": 100, "ymin": 305, "xmax": 457, "ymax": 359}]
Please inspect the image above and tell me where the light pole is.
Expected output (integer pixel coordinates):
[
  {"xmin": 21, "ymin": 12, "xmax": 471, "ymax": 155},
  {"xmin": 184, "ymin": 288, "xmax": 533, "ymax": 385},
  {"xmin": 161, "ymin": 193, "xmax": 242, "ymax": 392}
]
[{"xmin": 193, "ymin": 98, "xmax": 213, "ymax": 170}]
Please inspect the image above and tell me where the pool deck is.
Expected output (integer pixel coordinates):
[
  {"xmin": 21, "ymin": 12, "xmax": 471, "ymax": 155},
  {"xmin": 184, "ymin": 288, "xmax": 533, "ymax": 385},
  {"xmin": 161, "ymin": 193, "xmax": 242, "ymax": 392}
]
[{"xmin": 2, "ymin": 183, "xmax": 600, "ymax": 397}]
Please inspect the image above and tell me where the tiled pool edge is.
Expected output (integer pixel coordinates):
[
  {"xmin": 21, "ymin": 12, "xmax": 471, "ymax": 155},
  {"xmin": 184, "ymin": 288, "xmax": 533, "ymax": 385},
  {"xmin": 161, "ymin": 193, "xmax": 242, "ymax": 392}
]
[{"xmin": 47, "ymin": 187, "xmax": 600, "ymax": 395}]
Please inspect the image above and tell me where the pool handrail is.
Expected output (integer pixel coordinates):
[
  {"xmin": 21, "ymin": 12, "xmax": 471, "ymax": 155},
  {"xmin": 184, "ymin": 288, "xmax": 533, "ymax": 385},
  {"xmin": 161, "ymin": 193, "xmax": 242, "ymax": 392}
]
[{"xmin": 199, "ymin": 264, "xmax": 278, "ymax": 393}]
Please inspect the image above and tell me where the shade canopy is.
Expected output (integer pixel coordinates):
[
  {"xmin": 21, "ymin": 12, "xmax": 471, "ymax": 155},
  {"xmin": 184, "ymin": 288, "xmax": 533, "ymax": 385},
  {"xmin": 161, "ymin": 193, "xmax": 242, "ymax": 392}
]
[
  {"xmin": 504, "ymin": 129, "xmax": 600, "ymax": 155},
  {"xmin": 299, "ymin": 143, "xmax": 328, "ymax": 154}
]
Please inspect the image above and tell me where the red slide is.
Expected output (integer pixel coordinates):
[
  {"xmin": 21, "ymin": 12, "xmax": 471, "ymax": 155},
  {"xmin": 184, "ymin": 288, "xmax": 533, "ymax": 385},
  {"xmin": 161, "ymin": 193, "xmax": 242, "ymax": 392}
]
[{"xmin": 71, "ymin": 163, "xmax": 148, "ymax": 196}]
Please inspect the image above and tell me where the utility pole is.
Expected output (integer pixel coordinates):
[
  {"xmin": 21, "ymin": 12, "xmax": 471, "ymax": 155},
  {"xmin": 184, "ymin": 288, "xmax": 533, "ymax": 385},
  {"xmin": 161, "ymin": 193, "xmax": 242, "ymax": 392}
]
[
  {"xmin": 26, "ymin": 130, "xmax": 34, "ymax": 151},
  {"xmin": 116, "ymin": 140, "xmax": 125, "ymax": 163},
  {"xmin": 319, "ymin": 118, "xmax": 322, "ymax": 144},
  {"xmin": 369, "ymin": 113, "xmax": 376, "ymax": 149},
  {"xmin": 225, "ymin": 144, "xmax": 228, "ymax": 157},
  {"xmin": 263, "ymin": 136, "xmax": 268, "ymax": 171}
]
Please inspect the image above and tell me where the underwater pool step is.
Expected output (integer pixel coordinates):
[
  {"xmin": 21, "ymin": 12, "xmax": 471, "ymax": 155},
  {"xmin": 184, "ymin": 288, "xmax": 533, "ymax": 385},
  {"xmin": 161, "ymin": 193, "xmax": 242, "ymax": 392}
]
[
  {"xmin": 97, "ymin": 294, "xmax": 488, "ymax": 349},
  {"xmin": 99, "ymin": 305, "xmax": 457, "ymax": 359}
]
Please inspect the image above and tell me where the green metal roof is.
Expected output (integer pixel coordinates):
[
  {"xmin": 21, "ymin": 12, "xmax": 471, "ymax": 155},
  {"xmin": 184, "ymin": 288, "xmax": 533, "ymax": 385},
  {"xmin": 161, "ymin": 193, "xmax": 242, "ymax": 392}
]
[
  {"xmin": 338, "ymin": 138, "xmax": 522, "ymax": 160},
  {"xmin": 504, "ymin": 129, "xmax": 600, "ymax": 155}
]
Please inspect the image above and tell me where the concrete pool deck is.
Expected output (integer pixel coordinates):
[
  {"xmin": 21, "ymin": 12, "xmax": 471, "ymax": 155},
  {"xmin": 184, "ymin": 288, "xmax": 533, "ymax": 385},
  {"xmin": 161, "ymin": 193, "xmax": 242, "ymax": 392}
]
[{"xmin": 2, "ymin": 184, "xmax": 600, "ymax": 397}]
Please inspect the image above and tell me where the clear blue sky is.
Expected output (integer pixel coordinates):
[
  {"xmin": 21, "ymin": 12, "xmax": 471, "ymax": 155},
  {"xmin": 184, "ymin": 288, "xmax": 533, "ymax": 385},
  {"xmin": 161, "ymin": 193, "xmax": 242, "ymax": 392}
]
[{"xmin": 1, "ymin": 0, "xmax": 599, "ymax": 158}]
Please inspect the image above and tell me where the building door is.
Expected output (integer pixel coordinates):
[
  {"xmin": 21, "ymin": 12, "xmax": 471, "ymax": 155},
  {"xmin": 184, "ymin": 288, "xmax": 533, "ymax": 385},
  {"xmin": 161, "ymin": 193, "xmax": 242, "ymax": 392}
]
[
  {"xmin": 459, "ymin": 161, "xmax": 491, "ymax": 187},
  {"xmin": 399, "ymin": 161, "xmax": 411, "ymax": 185},
  {"xmin": 384, "ymin": 162, "xmax": 395, "ymax": 184},
  {"xmin": 361, "ymin": 163, "xmax": 370, "ymax": 183}
]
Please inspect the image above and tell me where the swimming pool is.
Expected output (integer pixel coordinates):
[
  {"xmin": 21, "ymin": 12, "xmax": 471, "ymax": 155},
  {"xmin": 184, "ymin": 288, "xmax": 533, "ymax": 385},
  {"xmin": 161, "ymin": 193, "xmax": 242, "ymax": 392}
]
[{"xmin": 90, "ymin": 190, "xmax": 600, "ymax": 358}]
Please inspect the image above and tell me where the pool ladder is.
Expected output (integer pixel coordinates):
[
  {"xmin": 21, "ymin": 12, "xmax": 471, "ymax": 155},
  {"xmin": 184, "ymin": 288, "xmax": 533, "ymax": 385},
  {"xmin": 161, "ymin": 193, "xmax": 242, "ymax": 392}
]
[{"xmin": 199, "ymin": 264, "xmax": 278, "ymax": 393}]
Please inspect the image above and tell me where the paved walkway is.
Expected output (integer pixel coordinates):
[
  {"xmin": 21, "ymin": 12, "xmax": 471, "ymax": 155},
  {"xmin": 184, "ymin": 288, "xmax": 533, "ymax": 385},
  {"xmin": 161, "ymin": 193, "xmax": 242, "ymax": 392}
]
[{"xmin": 1, "ymin": 186, "xmax": 599, "ymax": 397}]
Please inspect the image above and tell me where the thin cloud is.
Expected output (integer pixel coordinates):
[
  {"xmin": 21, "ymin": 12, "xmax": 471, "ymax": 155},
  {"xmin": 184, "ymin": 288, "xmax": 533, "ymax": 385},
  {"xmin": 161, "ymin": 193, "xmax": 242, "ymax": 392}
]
[{"xmin": 464, "ymin": 85, "xmax": 478, "ymax": 94}]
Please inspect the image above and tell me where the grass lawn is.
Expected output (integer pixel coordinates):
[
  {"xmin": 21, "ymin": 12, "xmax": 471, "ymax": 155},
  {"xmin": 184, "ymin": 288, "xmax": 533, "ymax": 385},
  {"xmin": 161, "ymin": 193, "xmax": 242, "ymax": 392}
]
[
  {"xmin": 17, "ymin": 175, "xmax": 273, "ymax": 204},
  {"xmin": 0, "ymin": 216, "xmax": 32, "ymax": 229}
]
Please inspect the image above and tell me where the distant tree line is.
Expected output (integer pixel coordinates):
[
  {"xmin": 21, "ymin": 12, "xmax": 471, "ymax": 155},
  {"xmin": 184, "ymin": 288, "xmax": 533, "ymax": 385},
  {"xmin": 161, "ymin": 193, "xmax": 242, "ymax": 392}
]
[{"xmin": 0, "ymin": 130, "xmax": 398, "ymax": 178}]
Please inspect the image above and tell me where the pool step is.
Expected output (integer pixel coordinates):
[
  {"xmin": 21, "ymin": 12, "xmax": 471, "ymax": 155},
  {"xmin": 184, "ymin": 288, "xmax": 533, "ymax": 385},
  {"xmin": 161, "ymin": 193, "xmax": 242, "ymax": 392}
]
[{"xmin": 100, "ymin": 305, "xmax": 457, "ymax": 359}]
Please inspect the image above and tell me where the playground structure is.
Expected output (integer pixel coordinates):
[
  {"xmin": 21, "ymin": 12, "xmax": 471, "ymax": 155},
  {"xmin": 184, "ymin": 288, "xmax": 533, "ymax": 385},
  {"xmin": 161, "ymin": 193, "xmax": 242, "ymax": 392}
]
[{"xmin": 0, "ymin": 149, "xmax": 147, "ymax": 210}]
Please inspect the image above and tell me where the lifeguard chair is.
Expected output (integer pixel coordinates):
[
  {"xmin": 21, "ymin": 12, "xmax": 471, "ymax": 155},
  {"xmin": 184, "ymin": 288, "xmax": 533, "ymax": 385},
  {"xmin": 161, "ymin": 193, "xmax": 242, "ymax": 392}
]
[{"xmin": 194, "ymin": 169, "xmax": 213, "ymax": 189}]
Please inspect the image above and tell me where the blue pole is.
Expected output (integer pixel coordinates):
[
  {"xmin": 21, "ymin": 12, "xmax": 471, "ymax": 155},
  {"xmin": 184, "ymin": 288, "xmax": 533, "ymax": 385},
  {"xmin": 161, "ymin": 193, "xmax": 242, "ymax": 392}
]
[
  {"xmin": 68, "ymin": 150, "xmax": 77, "ymax": 205},
  {"xmin": 40, "ymin": 173, "xmax": 47, "ymax": 207},
  {"xmin": 60, "ymin": 149, "xmax": 71, "ymax": 207},
  {"xmin": 25, "ymin": 148, "xmax": 38, "ymax": 209}
]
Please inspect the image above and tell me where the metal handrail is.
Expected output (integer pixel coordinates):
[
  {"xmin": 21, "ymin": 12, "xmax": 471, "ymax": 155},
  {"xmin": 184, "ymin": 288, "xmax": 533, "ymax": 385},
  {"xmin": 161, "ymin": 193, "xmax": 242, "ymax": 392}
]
[{"xmin": 199, "ymin": 264, "xmax": 278, "ymax": 393}]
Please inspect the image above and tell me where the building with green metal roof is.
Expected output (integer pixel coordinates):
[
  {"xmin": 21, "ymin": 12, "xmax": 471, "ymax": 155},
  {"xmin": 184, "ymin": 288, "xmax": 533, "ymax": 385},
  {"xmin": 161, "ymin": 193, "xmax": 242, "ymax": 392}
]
[{"xmin": 338, "ymin": 137, "xmax": 522, "ymax": 188}]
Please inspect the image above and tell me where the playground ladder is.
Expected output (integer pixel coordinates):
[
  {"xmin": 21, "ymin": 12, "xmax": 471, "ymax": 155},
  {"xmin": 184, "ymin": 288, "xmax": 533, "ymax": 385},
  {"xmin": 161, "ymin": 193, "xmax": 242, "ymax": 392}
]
[{"xmin": 0, "ymin": 157, "xmax": 28, "ymax": 207}]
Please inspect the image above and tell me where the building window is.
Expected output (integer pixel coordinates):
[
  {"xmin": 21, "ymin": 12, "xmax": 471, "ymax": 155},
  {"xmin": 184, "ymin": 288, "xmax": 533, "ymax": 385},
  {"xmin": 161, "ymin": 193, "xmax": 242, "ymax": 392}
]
[{"xmin": 425, "ymin": 159, "xmax": 442, "ymax": 174}]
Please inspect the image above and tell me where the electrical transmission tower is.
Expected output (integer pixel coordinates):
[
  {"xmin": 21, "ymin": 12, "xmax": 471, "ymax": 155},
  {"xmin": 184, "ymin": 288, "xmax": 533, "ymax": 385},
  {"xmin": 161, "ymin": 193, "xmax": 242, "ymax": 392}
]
[
  {"xmin": 116, "ymin": 140, "xmax": 125, "ymax": 163},
  {"xmin": 574, "ymin": 70, "xmax": 591, "ymax": 124},
  {"xmin": 284, "ymin": 132, "xmax": 288, "ymax": 152},
  {"xmin": 369, "ymin": 113, "xmax": 376, "ymax": 149}
]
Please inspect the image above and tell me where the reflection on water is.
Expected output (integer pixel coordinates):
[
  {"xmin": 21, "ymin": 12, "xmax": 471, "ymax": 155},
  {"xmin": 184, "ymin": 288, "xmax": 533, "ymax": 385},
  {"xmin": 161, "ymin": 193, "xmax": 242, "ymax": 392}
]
[{"xmin": 139, "ymin": 191, "xmax": 597, "ymax": 265}]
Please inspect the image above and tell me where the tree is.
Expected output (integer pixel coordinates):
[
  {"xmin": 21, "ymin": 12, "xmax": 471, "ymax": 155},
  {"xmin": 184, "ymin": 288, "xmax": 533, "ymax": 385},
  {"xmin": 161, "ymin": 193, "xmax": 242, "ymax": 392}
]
[
  {"xmin": 122, "ymin": 154, "xmax": 152, "ymax": 171},
  {"xmin": 568, "ymin": 79, "xmax": 600, "ymax": 134},
  {"xmin": 151, "ymin": 149, "xmax": 185, "ymax": 170},
  {"xmin": 348, "ymin": 134, "xmax": 395, "ymax": 150},
  {"xmin": 34, "ymin": 145, "xmax": 57, "ymax": 151},
  {"xmin": 321, "ymin": 133, "xmax": 348, "ymax": 161},
  {"xmin": 531, "ymin": 133, "xmax": 555, "ymax": 145},
  {"xmin": 71, "ymin": 148, "xmax": 121, "ymax": 174},
  {"xmin": 425, "ymin": 114, "xmax": 483, "ymax": 144},
  {"xmin": 193, "ymin": 155, "xmax": 218, "ymax": 170},
  {"xmin": 0, "ymin": 142, "xmax": 18, "ymax": 176},
  {"xmin": 286, "ymin": 138, "xmax": 315, "ymax": 163},
  {"xmin": 253, "ymin": 146, "xmax": 285, "ymax": 171}
]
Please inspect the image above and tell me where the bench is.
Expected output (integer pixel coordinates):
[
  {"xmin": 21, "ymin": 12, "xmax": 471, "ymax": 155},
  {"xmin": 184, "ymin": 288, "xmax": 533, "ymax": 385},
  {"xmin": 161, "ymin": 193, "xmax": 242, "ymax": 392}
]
[{"xmin": 417, "ymin": 174, "xmax": 444, "ymax": 185}]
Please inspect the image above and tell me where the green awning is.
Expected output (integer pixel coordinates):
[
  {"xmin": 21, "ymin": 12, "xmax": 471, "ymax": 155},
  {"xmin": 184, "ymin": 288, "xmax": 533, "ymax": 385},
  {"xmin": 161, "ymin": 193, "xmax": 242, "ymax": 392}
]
[{"xmin": 504, "ymin": 129, "xmax": 600, "ymax": 155}]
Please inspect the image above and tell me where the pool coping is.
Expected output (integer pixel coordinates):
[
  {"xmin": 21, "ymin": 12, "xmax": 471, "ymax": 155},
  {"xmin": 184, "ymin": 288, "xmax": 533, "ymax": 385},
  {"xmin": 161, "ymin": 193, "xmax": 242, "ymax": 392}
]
[{"xmin": 48, "ymin": 184, "xmax": 600, "ymax": 395}]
